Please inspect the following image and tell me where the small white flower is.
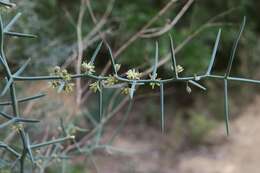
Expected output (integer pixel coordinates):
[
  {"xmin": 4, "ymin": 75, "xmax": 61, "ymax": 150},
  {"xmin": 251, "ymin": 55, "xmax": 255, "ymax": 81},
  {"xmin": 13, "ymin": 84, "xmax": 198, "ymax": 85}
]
[
  {"xmin": 149, "ymin": 74, "xmax": 160, "ymax": 89},
  {"xmin": 176, "ymin": 65, "xmax": 184, "ymax": 73},
  {"xmin": 89, "ymin": 82, "xmax": 100, "ymax": 93},
  {"xmin": 115, "ymin": 64, "xmax": 121, "ymax": 72},
  {"xmin": 121, "ymin": 87, "xmax": 131, "ymax": 95},
  {"xmin": 104, "ymin": 75, "xmax": 118, "ymax": 86},
  {"xmin": 49, "ymin": 66, "xmax": 74, "ymax": 93},
  {"xmin": 126, "ymin": 69, "xmax": 142, "ymax": 80},
  {"xmin": 186, "ymin": 84, "xmax": 192, "ymax": 94},
  {"xmin": 81, "ymin": 62, "xmax": 95, "ymax": 74}
]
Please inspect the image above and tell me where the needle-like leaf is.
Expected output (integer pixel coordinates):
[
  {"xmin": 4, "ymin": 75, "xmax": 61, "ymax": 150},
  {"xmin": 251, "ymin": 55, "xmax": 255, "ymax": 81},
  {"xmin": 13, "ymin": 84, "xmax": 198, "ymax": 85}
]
[
  {"xmin": 169, "ymin": 34, "xmax": 178, "ymax": 78},
  {"xmin": 152, "ymin": 41, "xmax": 159, "ymax": 80},
  {"xmin": 0, "ymin": 111, "xmax": 13, "ymax": 119},
  {"xmin": 99, "ymin": 81, "xmax": 103, "ymax": 120},
  {"xmin": 0, "ymin": 93, "xmax": 46, "ymax": 106},
  {"xmin": 224, "ymin": 79, "xmax": 230, "ymax": 135},
  {"xmin": 160, "ymin": 83, "xmax": 165, "ymax": 132},
  {"xmin": 5, "ymin": 31, "xmax": 37, "ymax": 38},
  {"xmin": 26, "ymin": 134, "xmax": 35, "ymax": 163},
  {"xmin": 0, "ymin": 14, "xmax": 5, "ymax": 59},
  {"xmin": 0, "ymin": 0, "xmax": 15, "ymax": 8},
  {"xmin": 14, "ymin": 58, "xmax": 31, "ymax": 76},
  {"xmin": 4, "ymin": 13, "xmax": 22, "ymax": 32},
  {"xmin": 0, "ymin": 142, "xmax": 20, "ymax": 157},
  {"xmin": 130, "ymin": 81, "xmax": 136, "ymax": 99},
  {"xmin": 16, "ymin": 118, "xmax": 40, "ymax": 123},
  {"xmin": 90, "ymin": 41, "xmax": 103, "ymax": 64},
  {"xmin": 188, "ymin": 80, "xmax": 207, "ymax": 91},
  {"xmin": 30, "ymin": 136, "xmax": 74, "ymax": 149},
  {"xmin": 107, "ymin": 44, "xmax": 117, "ymax": 75},
  {"xmin": 225, "ymin": 17, "xmax": 246, "ymax": 78},
  {"xmin": 1, "ymin": 77, "xmax": 13, "ymax": 96},
  {"xmin": 0, "ymin": 118, "xmax": 16, "ymax": 128},
  {"xmin": 0, "ymin": 117, "xmax": 39, "ymax": 129},
  {"xmin": 206, "ymin": 29, "xmax": 221, "ymax": 75}
]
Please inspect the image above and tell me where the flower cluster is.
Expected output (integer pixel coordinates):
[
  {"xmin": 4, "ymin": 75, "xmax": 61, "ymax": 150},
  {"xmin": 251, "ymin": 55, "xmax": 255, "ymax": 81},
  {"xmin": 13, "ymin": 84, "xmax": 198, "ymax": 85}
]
[
  {"xmin": 81, "ymin": 61, "xmax": 95, "ymax": 74},
  {"xmin": 121, "ymin": 87, "xmax": 131, "ymax": 95},
  {"xmin": 149, "ymin": 81, "xmax": 160, "ymax": 89},
  {"xmin": 49, "ymin": 66, "xmax": 74, "ymax": 93},
  {"xmin": 126, "ymin": 69, "xmax": 142, "ymax": 80},
  {"xmin": 186, "ymin": 82, "xmax": 192, "ymax": 94},
  {"xmin": 89, "ymin": 81, "xmax": 101, "ymax": 93},
  {"xmin": 104, "ymin": 75, "xmax": 118, "ymax": 87},
  {"xmin": 11, "ymin": 123, "xmax": 24, "ymax": 132},
  {"xmin": 176, "ymin": 65, "xmax": 184, "ymax": 73},
  {"xmin": 115, "ymin": 64, "xmax": 121, "ymax": 73},
  {"xmin": 50, "ymin": 63, "xmax": 184, "ymax": 95},
  {"xmin": 149, "ymin": 73, "xmax": 161, "ymax": 89}
]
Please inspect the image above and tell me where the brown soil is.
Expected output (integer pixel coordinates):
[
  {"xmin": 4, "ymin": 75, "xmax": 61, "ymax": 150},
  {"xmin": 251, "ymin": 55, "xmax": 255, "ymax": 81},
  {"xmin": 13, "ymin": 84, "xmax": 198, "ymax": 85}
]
[
  {"xmin": 176, "ymin": 96, "xmax": 260, "ymax": 173},
  {"xmin": 92, "ymin": 96, "xmax": 260, "ymax": 173},
  {"xmin": 22, "ymin": 82, "xmax": 260, "ymax": 173}
]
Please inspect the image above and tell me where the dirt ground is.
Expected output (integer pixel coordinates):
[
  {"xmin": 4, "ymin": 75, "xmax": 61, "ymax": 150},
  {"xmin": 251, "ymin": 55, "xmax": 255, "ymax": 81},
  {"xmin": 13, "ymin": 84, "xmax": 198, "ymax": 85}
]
[
  {"xmin": 176, "ymin": 95, "xmax": 260, "ymax": 173},
  {"xmin": 23, "ymin": 82, "xmax": 260, "ymax": 173},
  {"xmin": 92, "ymin": 96, "xmax": 260, "ymax": 173}
]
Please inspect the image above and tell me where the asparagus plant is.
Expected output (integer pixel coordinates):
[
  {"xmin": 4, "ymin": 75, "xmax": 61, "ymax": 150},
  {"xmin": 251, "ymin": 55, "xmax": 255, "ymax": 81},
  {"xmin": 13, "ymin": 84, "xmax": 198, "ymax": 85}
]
[{"xmin": 0, "ymin": 0, "xmax": 257, "ymax": 172}]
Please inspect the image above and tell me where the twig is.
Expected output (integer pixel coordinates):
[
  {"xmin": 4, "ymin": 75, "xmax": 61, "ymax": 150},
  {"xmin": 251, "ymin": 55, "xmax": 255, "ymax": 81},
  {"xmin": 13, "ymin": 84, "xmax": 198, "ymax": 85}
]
[{"xmin": 141, "ymin": 0, "xmax": 194, "ymax": 38}]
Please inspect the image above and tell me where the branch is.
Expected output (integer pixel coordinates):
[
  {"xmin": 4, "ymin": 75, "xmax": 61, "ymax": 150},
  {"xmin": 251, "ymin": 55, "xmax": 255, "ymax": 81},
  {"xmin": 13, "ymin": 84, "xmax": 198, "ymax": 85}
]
[{"xmin": 141, "ymin": 0, "xmax": 194, "ymax": 38}]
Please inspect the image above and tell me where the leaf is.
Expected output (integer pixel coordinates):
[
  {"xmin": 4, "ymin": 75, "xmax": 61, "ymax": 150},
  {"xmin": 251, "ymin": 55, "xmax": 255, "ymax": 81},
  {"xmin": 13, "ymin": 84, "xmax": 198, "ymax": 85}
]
[
  {"xmin": 14, "ymin": 58, "xmax": 31, "ymax": 76},
  {"xmin": 169, "ymin": 34, "xmax": 178, "ymax": 78},
  {"xmin": 107, "ymin": 44, "xmax": 117, "ymax": 74},
  {"xmin": 1, "ymin": 77, "xmax": 13, "ymax": 96},
  {"xmin": 0, "ymin": 93, "xmax": 46, "ymax": 106},
  {"xmin": 152, "ymin": 41, "xmax": 159, "ymax": 80},
  {"xmin": 224, "ymin": 79, "xmax": 230, "ymax": 135},
  {"xmin": 188, "ymin": 80, "xmax": 207, "ymax": 91},
  {"xmin": 90, "ymin": 41, "xmax": 103, "ymax": 64},
  {"xmin": 0, "ymin": 14, "xmax": 5, "ymax": 57},
  {"xmin": 99, "ymin": 81, "xmax": 103, "ymax": 121},
  {"xmin": 225, "ymin": 17, "xmax": 246, "ymax": 78},
  {"xmin": 130, "ymin": 81, "xmax": 136, "ymax": 99},
  {"xmin": 0, "ymin": 0, "xmax": 15, "ymax": 8},
  {"xmin": 0, "ymin": 111, "xmax": 13, "ymax": 119},
  {"xmin": 5, "ymin": 31, "xmax": 37, "ymax": 38},
  {"xmin": 0, "ymin": 119, "xmax": 16, "ymax": 129},
  {"xmin": 30, "ymin": 136, "xmax": 74, "ymax": 149},
  {"xmin": 26, "ymin": 134, "xmax": 35, "ymax": 163},
  {"xmin": 4, "ymin": 13, "xmax": 22, "ymax": 32},
  {"xmin": 206, "ymin": 29, "xmax": 221, "ymax": 75},
  {"xmin": 160, "ymin": 83, "xmax": 165, "ymax": 133},
  {"xmin": 16, "ymin": 118, "xmax": 40, "ymax": 123},
  {"xmin": 18, "ymin": 92, "xmax": 46, "ymax": 103}
]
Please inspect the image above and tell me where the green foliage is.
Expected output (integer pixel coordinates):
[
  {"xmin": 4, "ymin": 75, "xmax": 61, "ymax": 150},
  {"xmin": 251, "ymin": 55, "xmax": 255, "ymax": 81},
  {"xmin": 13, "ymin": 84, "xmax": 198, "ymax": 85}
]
[{"xmin": 2, "ymin": 0, "xmax": 259, "ymax": 77}]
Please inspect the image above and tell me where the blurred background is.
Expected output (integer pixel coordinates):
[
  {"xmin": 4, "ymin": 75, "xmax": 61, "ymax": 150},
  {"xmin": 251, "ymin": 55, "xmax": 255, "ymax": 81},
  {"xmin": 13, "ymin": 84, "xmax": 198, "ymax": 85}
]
[{"xmin": 1, "ymin": 0, "xmax": 260, "ymax": 172}]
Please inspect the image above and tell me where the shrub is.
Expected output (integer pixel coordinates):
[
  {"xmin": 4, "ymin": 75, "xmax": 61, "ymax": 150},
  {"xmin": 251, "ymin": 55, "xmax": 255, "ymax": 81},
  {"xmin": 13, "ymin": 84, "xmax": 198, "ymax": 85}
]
[{"xmin": 0, "ymin": 1, "xmax": 259, "ymax": 172}]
